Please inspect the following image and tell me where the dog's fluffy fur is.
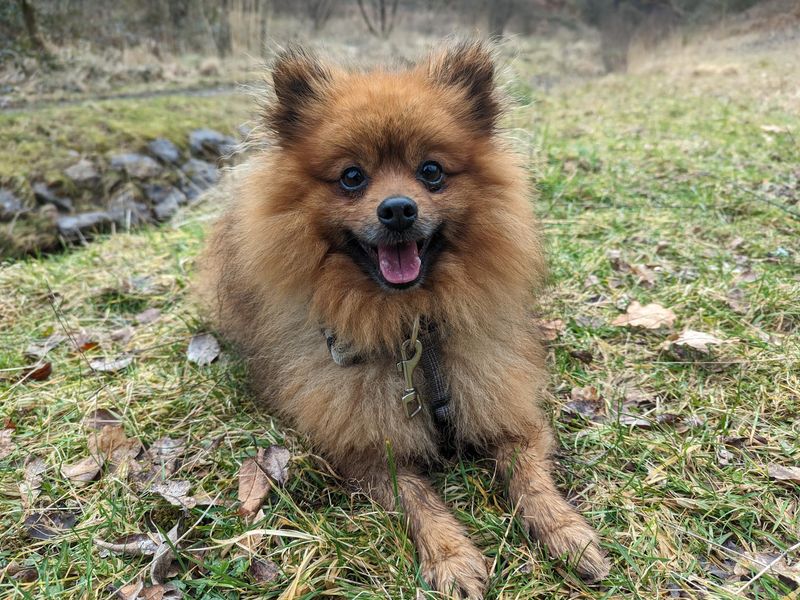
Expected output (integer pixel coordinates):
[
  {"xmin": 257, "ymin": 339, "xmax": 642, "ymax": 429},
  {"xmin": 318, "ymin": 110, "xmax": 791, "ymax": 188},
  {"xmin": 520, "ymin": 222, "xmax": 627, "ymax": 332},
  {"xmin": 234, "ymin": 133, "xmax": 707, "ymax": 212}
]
[{"xmin": 200, "ymin": 40, "xmax": 608, "ymax": 597}]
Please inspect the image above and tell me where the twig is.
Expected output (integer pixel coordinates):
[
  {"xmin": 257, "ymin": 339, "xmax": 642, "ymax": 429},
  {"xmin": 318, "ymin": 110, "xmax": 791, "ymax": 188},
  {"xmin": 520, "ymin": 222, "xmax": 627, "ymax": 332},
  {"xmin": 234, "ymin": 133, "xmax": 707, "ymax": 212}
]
[{"xmin": 736, "ymin": 540, "xmax": 800, "ymax": 594}]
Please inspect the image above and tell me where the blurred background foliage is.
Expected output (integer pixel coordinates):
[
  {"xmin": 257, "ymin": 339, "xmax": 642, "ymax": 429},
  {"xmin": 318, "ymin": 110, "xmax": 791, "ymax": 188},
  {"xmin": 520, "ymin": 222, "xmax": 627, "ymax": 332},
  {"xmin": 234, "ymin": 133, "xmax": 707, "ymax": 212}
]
[{"xmin": 1, "ymin": 0, "xmax": 769, "ymax": 72}]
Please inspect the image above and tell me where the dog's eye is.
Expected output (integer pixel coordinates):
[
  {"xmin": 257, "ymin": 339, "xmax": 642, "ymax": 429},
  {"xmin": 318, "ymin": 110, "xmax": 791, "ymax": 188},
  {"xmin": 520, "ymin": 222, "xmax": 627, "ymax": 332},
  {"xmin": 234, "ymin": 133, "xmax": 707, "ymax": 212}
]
[
  {"xmin": 418, "ymin": 161, "xmax": 445, "ymax": 190},
  {"xmin": 340, "ymin": 166, "xmax": 367, "ymax": 192}
]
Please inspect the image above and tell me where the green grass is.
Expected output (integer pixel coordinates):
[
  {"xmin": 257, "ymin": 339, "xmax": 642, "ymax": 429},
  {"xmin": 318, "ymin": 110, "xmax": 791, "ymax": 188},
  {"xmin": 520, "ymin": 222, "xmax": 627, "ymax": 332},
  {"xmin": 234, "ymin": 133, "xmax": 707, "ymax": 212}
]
[
  {"xmin": 0, "ymin": 93, "xmax": 251, "ymax": 190},
  {"xmin": 1, "ymin": 49, "xmax": 800, "ymax": 599}
]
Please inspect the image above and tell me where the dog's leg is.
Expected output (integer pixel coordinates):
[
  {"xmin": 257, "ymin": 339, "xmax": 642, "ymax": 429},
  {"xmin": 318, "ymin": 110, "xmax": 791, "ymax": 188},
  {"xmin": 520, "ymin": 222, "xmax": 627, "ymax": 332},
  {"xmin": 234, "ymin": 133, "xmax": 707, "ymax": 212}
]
[
  {"xmin": 345, "ymin": 462, "xmax": 488, "ymax": 599},
  {"xmin": 493, "ymin": 438, "xmax": 609, "ymax": 581}
]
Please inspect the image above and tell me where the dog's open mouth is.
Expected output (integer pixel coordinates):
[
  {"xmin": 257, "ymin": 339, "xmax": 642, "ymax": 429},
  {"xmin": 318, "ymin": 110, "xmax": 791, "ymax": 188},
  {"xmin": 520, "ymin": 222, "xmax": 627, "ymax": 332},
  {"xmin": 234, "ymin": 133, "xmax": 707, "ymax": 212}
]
[
  {"xmin": 345, "ymin": 227, "xmax": 444, "ymax": 290},
  {"xmin": 378, "ymin": 241, "xmax": 421, "ymax": 284}
]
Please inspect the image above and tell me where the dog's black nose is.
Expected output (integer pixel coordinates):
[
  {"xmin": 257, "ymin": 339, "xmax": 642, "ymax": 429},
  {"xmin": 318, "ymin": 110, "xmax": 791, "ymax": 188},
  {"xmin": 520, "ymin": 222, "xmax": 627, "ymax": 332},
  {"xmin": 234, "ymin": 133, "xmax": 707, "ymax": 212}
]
[{"xmin": 377, "ymin": 196, "xmax": 417, "ymax": 232}]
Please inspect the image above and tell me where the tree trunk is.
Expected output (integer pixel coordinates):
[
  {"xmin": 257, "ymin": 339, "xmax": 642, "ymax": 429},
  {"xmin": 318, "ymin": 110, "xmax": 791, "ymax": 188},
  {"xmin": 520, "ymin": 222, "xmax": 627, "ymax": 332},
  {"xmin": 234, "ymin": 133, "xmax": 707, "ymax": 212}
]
[
  {"xmin": 17, "ymin": 0, "xmax": 46, "ymax": 52},
  {"xmin": 488, "ymin": 0, "xmax": 515, "ymax": 39},
  {"xmin": 215, "ymin": 0, "xmax": 233, "ymax": 58}
]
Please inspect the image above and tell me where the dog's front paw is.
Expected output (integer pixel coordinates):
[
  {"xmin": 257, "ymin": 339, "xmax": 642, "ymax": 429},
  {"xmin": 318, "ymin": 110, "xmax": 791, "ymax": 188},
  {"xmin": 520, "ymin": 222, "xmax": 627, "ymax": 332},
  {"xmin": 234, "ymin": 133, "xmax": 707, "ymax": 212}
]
[
  {"xmin": 421, "ymin": 543, "xmax": 488, "ymax": 599},
  {"xmin": 533, "ymin": 518, "xmax": 609, "ymax": 582}
]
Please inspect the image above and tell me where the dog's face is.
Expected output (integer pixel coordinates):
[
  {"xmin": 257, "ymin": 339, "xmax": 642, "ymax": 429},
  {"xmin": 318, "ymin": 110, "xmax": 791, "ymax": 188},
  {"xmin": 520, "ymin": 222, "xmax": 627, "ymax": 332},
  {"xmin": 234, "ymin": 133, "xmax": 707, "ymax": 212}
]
[{"xmin": 265, "ymin": 42, "xmax": 506, "ymax": 292}]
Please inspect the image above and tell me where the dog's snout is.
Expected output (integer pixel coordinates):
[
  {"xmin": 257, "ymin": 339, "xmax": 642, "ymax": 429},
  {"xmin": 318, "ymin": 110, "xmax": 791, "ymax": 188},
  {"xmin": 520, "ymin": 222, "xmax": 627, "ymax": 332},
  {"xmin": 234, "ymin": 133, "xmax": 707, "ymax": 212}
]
[{"xmin": 377, "ymin": 196, "xmax": 418, "ymax": 232}]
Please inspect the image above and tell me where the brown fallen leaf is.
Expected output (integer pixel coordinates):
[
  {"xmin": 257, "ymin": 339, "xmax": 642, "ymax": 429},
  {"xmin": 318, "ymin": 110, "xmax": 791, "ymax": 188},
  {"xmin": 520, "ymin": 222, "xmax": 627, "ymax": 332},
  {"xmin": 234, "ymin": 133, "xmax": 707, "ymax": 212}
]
[
  {"xmin": 150, "ymin": 523, "xmax": 180, "ymax": 584},
  {"xmin": 237, "ymin": 446, "xmax": 291, "ymax": 518},
  {"xmin": 130, "ymin": 437, "xmax": 185, "ymax": 488},
  {"xmin": 187, "ymin": 333, "xmax": 220, "ymax": 366},
  {"xmin": 113, "ymin": 582, "xmax": 144, "ymax": 600},
  {"xmin": 735, "ymin": 268, "xmax": 758, "ymax": 283},
  {"xmin": 534, "ymin": 318, "xmax": 565, "ymax": 342},
  {"xmin": 150, "ymin": 480, "xmax": 196, "ymax": 509},
  {"xmin": 563, "ymin": 386, "xmax": 604, "ymax": 421},
  {"xmin": 25, "ymin": 334, "xmax": 66, "ymax": 359},
  {"xmin": 135, "ymin": 308, "xmax": 161, "ymax": 325},
  {"xmin": 90, "ymin": 356, "xmax": 133, "ymax": 373},
  {"xmin": 767, "ymin": 464, "xmax": 800, "ymax": 483},
  {"xmin": 95, "ymin": 533, "xmax": 163, "ymax": 557},
  {"xmin": 0, "ymin": 429, "xmax": 14, "ymax": 459},
  {"xmin": 61, "ymin": 455, "xmax": 103, "ymax": 486},
  {"xmin": 24, "ymin": 511, "xmax": 77, "ymax": 540},
  {"xmin": 141, "ymin": 582, "xmax": 182, "ymax": 600},
  {"xmin": 630, "ymin": 264, "xmax": 656, "ymax": 287},
  {"xmin": 238, "ymin": 457, "xmax": 271, "ymax": 518},
  {"xmin": 258, "ymin": 445, "xmax": 291, "ymax": 487},
  {"xmin": 19, "ymin": 455, "xmax": 47, "ymax": 506},
  {"xmin": 662, "ymin": 330, "xmax": 725, "ymax": 353},
  {"xmin": 5, "ymin": 561, "xmax": 38, "ymax": 583},
  {"xmin": 249, "ymin": 556, "xmax": 280, "ymax": 585},
  {"xmin": 84, "ymin": 408, "xmax": 123, "ymax": 430},
  {"xmin": 88, "ymin": 425, "xmax": 143, "ymax": 469},
  {"xmin": 623, "ymin": 387, "xmax": 654, "ymax": 407},
  {"xmin": 612, "ymin": 301, "xmax": 676, "ymax": 329},
  {"xmin": 110, "ymin": 326, "xmax": 135, "ymax": 345},
  {"xmin": 21, "ymin": 362, "xmax": 52, "ymax": 382}
]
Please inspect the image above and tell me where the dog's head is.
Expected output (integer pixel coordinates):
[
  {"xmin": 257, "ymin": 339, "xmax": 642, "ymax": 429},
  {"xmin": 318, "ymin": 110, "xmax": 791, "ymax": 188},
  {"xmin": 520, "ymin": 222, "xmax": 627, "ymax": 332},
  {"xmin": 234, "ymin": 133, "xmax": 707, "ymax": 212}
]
[
  {"xmin": 265, "ymin": 41, "xmax": 514, "ymax": 291},
  {"xmin": 242, "ymin": 40, "xmax": 542, "ymax": 346}
]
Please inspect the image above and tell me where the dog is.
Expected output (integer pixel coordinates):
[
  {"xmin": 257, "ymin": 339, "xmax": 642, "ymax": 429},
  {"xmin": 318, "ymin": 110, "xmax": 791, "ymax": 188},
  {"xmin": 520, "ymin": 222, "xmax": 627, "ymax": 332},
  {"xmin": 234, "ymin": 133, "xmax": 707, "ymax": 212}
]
[{"xmin": 199, "ymin": 40, "xmax": 609, "ymax": 597}]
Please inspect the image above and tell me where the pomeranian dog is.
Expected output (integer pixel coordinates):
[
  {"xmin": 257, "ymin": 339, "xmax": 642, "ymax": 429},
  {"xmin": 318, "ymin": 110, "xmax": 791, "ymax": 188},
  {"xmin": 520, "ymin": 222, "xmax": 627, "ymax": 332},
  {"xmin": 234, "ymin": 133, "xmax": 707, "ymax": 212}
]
[{"xmin": 200, "ymin": 40, "xmax": 608, "ymax": 597}]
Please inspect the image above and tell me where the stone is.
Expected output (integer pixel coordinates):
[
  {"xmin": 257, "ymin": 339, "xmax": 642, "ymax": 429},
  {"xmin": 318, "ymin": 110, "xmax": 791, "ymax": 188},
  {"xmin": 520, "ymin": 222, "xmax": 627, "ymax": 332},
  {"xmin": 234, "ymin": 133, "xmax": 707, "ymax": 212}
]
[
  {"xmin": 110, "ymin": 153, "xmax": 162, "ymax": 179},
  {"xmin": 147, "ymin": 138, "xmax": 181, "ymax": 164},
  {"xmin": 57, "ymin": 212, "xmax": 112, "ymax": 240},
  {"xmin": 108, "ymin": 188, "xmax": 153, "ymax": 228},
  {"xmin": 32, "ymin": 183, "xmax": 73, "ymax": 213},
  {"xmin": 0, "ymin": 189, "xmax": 23, "ymax": 221},
  {"xmin": 189, "ymin": 128, "xmax": 236, "ymax": 160},
  {"xmin": 143, "ymin": 184, "xmax": 187, "ymax": 206},
  {"xmin": 153, "ymin": 194, "xmax": 180, "ymax": 221},
  {"xmin": 64, "ymin": 159, "xmax": 99, "ymax": 185},
  {"xmin": 181, "ymin": 159, "xmax": 219, "ymax": 190}
]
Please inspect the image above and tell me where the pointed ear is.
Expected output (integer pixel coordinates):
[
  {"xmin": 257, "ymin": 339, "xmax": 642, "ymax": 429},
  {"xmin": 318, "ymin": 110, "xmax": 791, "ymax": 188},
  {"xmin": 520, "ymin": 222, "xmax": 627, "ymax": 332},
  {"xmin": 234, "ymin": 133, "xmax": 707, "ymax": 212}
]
[
  {"xmin": 267, "ymin": 45, "xmax": 331, "ymax": 144},
  {"xmin": 426, "ymin": 40, "xmax": 501, "ymax": 133}
]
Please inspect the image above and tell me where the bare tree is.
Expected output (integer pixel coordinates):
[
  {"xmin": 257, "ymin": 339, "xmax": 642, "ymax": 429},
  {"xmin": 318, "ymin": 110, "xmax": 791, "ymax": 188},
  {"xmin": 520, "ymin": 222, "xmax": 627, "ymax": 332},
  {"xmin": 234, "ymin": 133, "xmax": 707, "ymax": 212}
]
[
  {"xmin": 305, "ymin": 0, "xmax": 337, "ymax": 32},
  {"xmin": 16, "ymin": 0, "xmax": 47, "ymax": 52},
  {"xmin": 356, "ymin": 0, "xmax": 400, "ymax": 38},
  {"xmin": 214, "ymin": 0, "xmax": 233, "ymax": 57},
  {"xmin": 488, "ymin": 0, "xmax": 515, "ymax": 39}
]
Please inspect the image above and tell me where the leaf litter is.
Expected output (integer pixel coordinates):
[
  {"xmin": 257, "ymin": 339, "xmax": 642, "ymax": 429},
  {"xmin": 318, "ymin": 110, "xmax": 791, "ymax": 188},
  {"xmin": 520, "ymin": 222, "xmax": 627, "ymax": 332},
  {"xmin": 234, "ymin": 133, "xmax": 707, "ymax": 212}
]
[
  {"xmin": 23, "ymin": 401, "xmax": 291, "ymax": 592},
  {"xmin": 767, "ymin": 464, "xmax": 800, "ymax": 484},
  {"xmin": 662, "ymin": 330, "xmax": 727, "ymax": 353},
  {"xmin": 237, "ymin": 447, "xmax": 288, "ymax": 518},
  {"xmin": 612, "ymin": 301, "xmax": 676, "ymax": 329},
  {"xmin": 186, "ymin": 333, "xmax": 220, "ymax": 366},
  {"xmin": 90, "ymin": 355, "xmax": 134, "ymax": 373}
]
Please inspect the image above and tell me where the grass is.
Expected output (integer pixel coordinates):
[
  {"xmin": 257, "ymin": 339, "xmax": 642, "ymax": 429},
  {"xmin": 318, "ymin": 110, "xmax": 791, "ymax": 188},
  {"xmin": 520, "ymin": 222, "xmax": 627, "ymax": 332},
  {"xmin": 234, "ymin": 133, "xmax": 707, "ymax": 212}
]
[
  {"xmin": 1, "ymin": 41, "xmax": 800, "ymax": 599},
  {"xmin": 0, "ymin": 92, "xmax": 251, "ymax": 192}
]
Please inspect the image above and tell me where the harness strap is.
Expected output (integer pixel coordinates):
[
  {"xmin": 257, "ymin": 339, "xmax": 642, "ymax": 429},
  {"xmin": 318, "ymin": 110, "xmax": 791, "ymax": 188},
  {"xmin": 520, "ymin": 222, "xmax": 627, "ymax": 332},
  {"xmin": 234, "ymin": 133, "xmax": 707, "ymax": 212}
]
[
  {"xmin": 323, "ymin": 320, "xmax": 454, "ymax": 435},
  {"xmin": 417, "ymin": 320, "xmax": 452, "ymax": 428}
]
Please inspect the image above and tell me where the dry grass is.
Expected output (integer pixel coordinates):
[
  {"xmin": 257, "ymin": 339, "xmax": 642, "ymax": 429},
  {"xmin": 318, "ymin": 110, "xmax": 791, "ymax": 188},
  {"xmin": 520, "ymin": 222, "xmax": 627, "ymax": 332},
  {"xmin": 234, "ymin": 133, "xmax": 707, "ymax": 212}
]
[{"xmin": 1, "ymin": 32, "xmax": 800, "ymax": 599}]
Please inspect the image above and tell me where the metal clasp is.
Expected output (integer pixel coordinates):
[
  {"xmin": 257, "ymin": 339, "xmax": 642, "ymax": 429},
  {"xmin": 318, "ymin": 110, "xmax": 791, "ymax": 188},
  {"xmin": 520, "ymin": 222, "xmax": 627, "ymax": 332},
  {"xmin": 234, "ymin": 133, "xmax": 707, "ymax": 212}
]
[{"xmin": 397, "ymin": 337, "xmax": 423, "ymax": 418}]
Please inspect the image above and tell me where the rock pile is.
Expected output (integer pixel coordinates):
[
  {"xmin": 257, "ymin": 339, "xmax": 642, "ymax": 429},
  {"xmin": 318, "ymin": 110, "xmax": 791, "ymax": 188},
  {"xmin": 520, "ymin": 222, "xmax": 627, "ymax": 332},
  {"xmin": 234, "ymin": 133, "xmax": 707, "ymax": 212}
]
[{"xmin": 0, "ymin": 129, "xmax": 238, "ymax": 257}]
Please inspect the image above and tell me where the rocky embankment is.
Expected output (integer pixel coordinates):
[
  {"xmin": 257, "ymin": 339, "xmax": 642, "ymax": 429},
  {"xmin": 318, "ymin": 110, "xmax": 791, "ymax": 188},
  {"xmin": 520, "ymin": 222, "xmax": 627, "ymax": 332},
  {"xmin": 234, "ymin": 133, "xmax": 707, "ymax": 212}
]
[{"xmin": 0, "ymin": 128, "xmax": 240, "ymax": 258}]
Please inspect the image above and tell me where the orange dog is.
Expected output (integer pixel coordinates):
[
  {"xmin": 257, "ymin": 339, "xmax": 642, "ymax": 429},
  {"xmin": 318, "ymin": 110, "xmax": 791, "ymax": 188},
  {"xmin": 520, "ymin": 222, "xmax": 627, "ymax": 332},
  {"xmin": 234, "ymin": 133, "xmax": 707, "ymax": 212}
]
[{"xmin": 200, "ymin": 40, "xmax": 608, "ymax": 597}]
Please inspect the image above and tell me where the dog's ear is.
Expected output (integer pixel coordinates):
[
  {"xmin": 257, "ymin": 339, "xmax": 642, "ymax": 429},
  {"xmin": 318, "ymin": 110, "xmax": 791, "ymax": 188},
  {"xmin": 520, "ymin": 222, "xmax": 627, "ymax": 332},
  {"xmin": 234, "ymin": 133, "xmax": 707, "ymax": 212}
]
[
  {"xmin": 426, "ymin": 40, "xmax": 501, "ymax": 133},
  {"xmin": 268, "ymin": 46, "xmax": 331, "ymax": 144}
]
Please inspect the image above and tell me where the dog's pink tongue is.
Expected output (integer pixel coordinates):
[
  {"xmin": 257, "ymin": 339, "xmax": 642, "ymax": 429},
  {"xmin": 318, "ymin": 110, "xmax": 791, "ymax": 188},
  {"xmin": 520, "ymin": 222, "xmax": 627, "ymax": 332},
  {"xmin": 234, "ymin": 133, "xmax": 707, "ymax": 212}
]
[{"xmin": 378, "ymin": 242, "xmax": 421, "ymax": 284}]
